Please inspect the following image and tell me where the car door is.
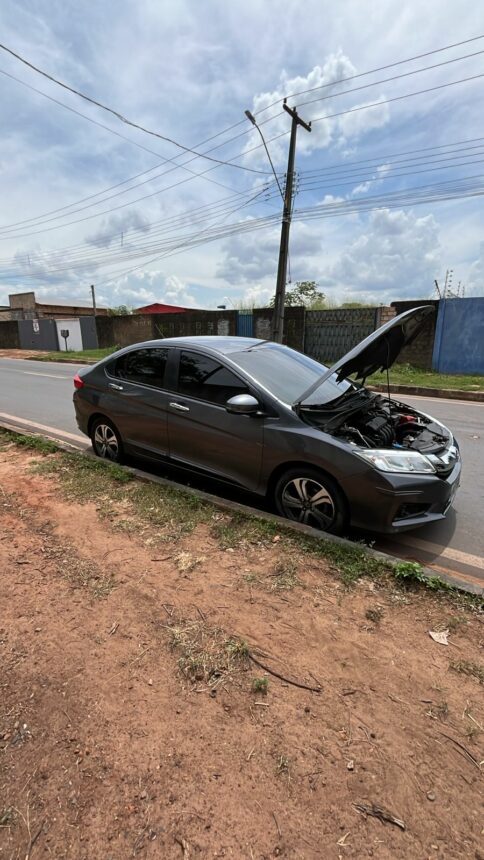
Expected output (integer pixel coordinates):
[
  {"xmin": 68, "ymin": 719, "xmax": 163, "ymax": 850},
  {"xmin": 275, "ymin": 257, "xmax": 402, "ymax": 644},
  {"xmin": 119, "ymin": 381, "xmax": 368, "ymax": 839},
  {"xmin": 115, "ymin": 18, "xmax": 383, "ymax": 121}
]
[
  {"xmin": 167, "ymin": 349, "xmax": 264, "ymax": 491},
  {"xmin": 104, "ymin": 347, "xmax": 171, "ymax": 458}
]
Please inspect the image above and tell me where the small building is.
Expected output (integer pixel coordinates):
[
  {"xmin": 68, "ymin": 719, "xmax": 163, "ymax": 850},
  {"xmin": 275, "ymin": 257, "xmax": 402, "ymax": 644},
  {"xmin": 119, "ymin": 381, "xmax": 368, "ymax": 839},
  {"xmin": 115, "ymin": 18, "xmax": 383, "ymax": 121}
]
[
  {"xmin": 0, "ymin": 291, "xmax": 109, "ymax": 320},
  {"xmin": 135, "ymin": 302, "xmax": 191, "ymax": 314}
]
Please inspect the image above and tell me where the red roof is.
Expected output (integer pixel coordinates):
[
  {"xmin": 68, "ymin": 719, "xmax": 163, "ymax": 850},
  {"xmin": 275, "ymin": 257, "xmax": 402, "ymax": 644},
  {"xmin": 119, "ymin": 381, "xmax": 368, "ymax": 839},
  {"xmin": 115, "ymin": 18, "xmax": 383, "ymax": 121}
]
[{"xmin": 136, "ymin": 302, "xmax": 191, "ymax": 314}]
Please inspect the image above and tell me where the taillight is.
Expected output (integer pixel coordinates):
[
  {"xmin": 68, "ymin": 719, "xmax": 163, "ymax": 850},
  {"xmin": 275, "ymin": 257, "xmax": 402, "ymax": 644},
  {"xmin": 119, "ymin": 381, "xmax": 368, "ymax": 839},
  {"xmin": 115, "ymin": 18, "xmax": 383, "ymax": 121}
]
[{"xmin": 74, "ymin": 373, "xmax": 84, "ymax": 390}]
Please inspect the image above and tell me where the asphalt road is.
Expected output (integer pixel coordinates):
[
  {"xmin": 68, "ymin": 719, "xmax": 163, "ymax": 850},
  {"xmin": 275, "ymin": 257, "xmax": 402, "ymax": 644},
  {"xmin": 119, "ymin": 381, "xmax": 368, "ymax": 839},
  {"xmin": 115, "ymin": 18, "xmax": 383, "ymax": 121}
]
[{"xmin": 1, "ymin": 356, "xmax": 483, "ymax": 588}]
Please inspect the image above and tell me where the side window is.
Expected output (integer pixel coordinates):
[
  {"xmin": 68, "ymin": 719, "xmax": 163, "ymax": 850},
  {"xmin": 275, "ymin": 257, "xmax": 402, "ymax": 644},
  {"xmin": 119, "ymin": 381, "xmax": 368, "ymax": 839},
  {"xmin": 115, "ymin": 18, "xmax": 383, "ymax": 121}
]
[
  {"xmin": 110, "ymin": 348, "xmax": 169, "ymax": 388},
  {"xmin": 177, "ymin": 351, "xmax": 249, "ymax": 405}
]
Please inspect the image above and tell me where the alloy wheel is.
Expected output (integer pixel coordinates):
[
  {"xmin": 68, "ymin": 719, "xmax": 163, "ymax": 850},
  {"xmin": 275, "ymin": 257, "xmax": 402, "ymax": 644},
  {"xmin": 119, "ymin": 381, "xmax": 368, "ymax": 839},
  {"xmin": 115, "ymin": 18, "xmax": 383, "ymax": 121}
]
[
  {"xmin": 281, "ymin": 476, "xmax": 335, "ymax": 530},
  {"xmin": 93, "ymin": 423, "xmax": 119, "ymax": 460}
]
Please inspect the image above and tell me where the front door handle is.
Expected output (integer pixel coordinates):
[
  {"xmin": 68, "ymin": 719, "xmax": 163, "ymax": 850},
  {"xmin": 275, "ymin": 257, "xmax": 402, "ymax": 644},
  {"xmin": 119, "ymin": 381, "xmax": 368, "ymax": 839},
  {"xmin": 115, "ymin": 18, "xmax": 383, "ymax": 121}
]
[
  {"xmin": 169, "ymin": 401, "xmax": 190, "ymax": 412},
  {"xmin": 109, "ymin": 382, "xmax": 124, "ymax": 391}
]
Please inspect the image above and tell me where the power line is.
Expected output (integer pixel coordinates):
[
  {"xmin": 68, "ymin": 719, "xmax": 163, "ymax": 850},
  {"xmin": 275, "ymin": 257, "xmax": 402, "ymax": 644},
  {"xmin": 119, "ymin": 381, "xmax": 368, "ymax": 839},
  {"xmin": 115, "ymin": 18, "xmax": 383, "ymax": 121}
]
[
  {"xmin": 252, "ymin": 34, "xmax": 484, "ymax": 116},
  {"xmin": 5, "ymin": 176, "xmax": 484, "ymax": 284},
  {"xmin": 0, "ymin": 42, "xmax": 272, "ymax": 175},
  {"xmin": 310, "ymin": 73, "xmax": 484, "ymax": 125},
  {"xmin": 294, "ymin": 49, "xmax": 484, "ymax": 110}
]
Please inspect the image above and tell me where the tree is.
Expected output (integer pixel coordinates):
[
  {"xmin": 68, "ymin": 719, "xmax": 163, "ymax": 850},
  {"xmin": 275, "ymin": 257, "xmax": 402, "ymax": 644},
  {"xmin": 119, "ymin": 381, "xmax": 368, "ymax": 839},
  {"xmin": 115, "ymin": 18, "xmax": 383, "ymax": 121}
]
[
  {"xmin": 108, "ymin": 304, "xmax": 133, "ymax": 316},
  {"xmin": 269, "ymin": 281, "xmax": 326, "ymax": 309}
]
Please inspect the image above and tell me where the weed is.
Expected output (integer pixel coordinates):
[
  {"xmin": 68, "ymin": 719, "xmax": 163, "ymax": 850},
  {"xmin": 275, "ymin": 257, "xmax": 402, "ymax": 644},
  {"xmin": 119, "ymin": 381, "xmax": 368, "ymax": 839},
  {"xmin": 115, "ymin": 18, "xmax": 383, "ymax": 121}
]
[
  {"xmin": 426, "ymin": 701, "xmax": 449, "ymax": 721},
  {"xmin": 226, "ymin": 638, "xmax": 250, "ymax": 660},
  {"xmin": 393, "ymin": 561, "xmax": 444, "ymax": 590},
  {"xmin": 446, "ymin": 614, "xmax": 467, "ymax": 632},
  {"xmin": 276, "ymin": 754, "xmax": 290, "ymax": 775},
  {"xmin": 450, "ymin": 660, "xmax": 484, "ymax": 685},
  {"xmin": 269, "ymin": 559, "xmax": 299, "ymax": 591},
  {"xmin": 252, "ymin": 677, "xmax": 269, "ymax": 695},
  {"xmin": 211, "ymin": 512, "xmax": 279, "ymax": 550},
  {"xmin": 365, "ymin": 606, "xmax": 384, "ymax": 625}
]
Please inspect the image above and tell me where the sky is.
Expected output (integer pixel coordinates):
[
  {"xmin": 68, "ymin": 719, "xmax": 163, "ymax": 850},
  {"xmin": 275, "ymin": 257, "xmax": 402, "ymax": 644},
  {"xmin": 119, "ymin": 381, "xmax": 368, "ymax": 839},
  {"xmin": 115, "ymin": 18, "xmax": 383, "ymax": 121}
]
[{"xmin": 0, "ymin": 0, "xmax": 483, "ymax": 310}]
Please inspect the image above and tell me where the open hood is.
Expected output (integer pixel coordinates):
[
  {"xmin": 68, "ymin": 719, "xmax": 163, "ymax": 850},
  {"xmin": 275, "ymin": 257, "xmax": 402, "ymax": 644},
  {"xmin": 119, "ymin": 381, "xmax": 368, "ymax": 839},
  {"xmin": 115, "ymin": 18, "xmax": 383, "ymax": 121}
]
[{"xmin": 296, "ymin": 305, "xmax": 434, "ymax": 406}]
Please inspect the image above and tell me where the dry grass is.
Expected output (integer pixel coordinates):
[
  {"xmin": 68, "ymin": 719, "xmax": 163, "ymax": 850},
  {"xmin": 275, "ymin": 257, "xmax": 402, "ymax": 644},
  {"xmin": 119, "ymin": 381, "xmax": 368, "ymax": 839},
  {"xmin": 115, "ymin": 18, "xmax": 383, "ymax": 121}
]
[{"xmin": 166, "ymin": 620, "xmax": 250, "ymax": 687}]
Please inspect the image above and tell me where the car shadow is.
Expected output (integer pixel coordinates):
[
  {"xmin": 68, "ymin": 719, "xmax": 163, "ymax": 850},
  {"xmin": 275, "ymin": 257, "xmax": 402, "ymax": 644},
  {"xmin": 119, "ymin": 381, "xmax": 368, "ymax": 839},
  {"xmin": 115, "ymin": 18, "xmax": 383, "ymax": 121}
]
[{"xmin": 123, "ymin": 454, "xmax": 459, "ymax": 563}]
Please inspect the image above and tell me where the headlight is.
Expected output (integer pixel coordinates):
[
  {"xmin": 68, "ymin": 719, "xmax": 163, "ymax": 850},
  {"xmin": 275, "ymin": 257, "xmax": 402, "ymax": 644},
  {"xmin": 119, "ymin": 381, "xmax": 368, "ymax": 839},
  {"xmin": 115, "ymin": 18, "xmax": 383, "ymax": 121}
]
[{"xmin": 355, "ymin": 448, "xmax": 436, "ymax": 474}]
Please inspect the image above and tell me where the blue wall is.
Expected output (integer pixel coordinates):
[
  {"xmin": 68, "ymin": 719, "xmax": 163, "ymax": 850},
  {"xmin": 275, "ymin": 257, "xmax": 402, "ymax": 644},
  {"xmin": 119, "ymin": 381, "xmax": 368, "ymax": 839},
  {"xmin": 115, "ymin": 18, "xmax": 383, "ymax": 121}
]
[{"xmin": 433, "ymin": 298, "xmax": 484, "ymax": 374}]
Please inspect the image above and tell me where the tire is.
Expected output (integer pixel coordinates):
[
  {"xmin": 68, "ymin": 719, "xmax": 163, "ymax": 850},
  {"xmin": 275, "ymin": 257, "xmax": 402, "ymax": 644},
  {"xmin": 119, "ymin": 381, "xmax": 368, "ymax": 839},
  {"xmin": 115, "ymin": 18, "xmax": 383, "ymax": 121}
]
[
  {"xmin": 90, "ymin": 417, "xmax": 124, "ymax": 464},
  {"xmin": 274, "ymin": 467, "xmax": 347, "ymax": 535}
]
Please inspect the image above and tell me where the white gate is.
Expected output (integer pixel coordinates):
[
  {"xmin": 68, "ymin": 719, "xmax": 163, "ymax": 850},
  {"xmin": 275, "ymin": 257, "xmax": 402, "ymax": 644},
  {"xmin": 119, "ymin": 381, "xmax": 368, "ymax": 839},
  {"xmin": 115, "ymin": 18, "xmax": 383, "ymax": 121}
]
[{"xmin": 55, "ymin": 318, "xmax": 83, "ymax": 351}]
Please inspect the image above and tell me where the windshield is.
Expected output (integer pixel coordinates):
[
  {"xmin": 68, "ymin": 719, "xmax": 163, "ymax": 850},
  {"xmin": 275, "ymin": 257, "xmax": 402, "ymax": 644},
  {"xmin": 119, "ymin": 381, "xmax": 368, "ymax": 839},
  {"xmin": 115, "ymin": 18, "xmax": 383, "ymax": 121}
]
[{"xmin": 230, "ymin": 343, "xmax": 355, "ymax": 405}]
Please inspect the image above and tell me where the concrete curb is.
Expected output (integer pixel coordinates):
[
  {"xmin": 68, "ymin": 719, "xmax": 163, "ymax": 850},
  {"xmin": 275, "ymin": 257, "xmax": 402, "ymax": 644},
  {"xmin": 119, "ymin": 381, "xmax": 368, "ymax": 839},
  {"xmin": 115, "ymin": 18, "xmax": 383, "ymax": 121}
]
[
  {"xmin": 1, "ymin": 418, "xmax": 482, "ymax": 598},
  {"xmin": 369, "ymin": 383, "xmax": 484, "ymax": 402},
  {"xmin": 29, "ymin": 356, "xmax": 98, "ymax": 365}
]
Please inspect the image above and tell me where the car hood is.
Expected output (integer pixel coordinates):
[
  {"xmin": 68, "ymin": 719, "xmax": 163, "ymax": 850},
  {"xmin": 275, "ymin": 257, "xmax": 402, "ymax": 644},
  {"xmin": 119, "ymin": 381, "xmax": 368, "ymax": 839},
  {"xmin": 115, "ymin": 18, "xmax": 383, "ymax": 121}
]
[{"xmin": 296, "ymin": 305, "xmax": 434, "ymax": 406}]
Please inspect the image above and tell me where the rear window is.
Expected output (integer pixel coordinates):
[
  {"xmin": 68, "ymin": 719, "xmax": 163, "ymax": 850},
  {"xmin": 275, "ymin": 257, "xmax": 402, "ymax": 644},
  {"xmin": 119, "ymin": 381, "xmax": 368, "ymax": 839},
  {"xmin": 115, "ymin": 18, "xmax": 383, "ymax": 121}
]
[
  {"xmin": 177, "ymin": 351, "xmax": 249, "ymax": 405},
  {"xmin": 109, "ymin": 348, "xmax": 169, "ymax": 389}
]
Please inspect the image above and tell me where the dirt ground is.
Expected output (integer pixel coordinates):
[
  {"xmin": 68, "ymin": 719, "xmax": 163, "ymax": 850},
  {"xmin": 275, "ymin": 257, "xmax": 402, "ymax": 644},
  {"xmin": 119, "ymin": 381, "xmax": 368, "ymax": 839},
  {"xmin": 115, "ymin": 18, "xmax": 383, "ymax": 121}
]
[{"xmin": 0, "ymin": 444, "xmax": 483, "ymax": 859}]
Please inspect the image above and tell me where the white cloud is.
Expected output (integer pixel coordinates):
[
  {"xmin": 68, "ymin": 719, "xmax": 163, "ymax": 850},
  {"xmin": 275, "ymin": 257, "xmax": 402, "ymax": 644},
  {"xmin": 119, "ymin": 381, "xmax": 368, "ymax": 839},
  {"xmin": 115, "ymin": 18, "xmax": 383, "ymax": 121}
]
[
  {"xmin": 85, "ymin": 211, "xmax": 151, "ymax": 248},
  {"xmin": 243, "ymin": 52, "xmax": 390, "ymax": 168},
  {"xmin": 103, "ymin": 271, "xmax": 200, "ymax": 309},
  {"xmin": 466, "ymin": 243, "xmax": 484, "ymax": 296},
  {"xmin": 320, "ymin": 208, "xmax": 441, "ymax": 302}
]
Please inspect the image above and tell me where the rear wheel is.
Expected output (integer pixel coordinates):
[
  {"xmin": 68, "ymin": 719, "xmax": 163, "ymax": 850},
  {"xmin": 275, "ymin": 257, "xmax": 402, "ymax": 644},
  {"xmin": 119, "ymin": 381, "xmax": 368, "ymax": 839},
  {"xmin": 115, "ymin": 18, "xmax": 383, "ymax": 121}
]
[
  {"xmin": 90, "ymin": 417, "xmax": 124, "ymax": 463},
  {"xmin": 274, "ymin": 467, "xmax": 347, "ymax": 535}
]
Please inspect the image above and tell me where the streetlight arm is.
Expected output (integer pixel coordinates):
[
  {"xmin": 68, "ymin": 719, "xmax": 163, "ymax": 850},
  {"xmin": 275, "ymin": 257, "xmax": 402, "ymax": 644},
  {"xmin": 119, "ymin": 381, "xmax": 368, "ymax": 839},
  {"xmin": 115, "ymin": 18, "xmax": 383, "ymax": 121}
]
[{"xmin": 244, "ymin": 111, "xmax": 285, "ymax": 203}]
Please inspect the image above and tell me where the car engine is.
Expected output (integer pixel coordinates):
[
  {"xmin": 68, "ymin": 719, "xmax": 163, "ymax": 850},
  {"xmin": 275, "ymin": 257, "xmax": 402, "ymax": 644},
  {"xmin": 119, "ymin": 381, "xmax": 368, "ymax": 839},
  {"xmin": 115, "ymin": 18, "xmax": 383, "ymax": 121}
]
[{"xmin": 301, "ymin": 389, "xmax": 451, "ymax": 454}]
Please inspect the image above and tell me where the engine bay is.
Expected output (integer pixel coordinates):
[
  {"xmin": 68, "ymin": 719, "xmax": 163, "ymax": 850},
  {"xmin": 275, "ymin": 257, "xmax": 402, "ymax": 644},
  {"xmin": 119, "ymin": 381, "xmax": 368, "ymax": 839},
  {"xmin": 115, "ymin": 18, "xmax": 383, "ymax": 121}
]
[{"xmin": 300, "ymin": 389, "xmax": 451, "ymax": 455}]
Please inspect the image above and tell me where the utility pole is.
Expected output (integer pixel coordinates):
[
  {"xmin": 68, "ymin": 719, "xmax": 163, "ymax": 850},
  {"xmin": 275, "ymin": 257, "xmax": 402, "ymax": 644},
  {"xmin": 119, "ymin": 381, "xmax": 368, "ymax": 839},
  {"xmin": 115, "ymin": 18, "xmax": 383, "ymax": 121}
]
[
  {"xmin": 90, "ymin": 283, "xmax": 97, "ymax": 316},
  {"xmin": 272, "ymin": 102, "xmax": 311, "ymax": 343}
]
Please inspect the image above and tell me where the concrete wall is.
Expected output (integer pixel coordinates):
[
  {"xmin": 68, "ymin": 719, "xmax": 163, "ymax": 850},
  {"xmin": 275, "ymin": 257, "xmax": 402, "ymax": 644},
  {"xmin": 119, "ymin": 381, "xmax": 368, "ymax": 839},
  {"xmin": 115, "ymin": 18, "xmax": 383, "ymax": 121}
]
[
  {"xmin": 0, "ymin": 320, "xmax": 21, "ymax": 348},
  {"xmin": 253, "ymin": 307, "xmax": 305, "ymax": 351},
  {"xmin": 152, "ymin": 310, "xmax": 237, "ymax": 339},
  {"xmin": 390, "ymin": 300, "xmax": 438, "ymax": 369},
  {"xmin": 433, "ymin": 298, "xmax": 484, "ymax": 374},
  {"xmin": 96, "ymin": 310, "xmax": 238, "ymax": 348}
]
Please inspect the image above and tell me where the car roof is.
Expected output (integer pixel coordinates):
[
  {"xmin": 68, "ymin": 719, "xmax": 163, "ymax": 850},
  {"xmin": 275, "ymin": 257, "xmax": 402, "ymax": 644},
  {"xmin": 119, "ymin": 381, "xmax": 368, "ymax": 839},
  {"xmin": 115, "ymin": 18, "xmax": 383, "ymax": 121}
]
[{"xmin": 111, "ymin": 336, "xmax": 266, "ymax": 356}]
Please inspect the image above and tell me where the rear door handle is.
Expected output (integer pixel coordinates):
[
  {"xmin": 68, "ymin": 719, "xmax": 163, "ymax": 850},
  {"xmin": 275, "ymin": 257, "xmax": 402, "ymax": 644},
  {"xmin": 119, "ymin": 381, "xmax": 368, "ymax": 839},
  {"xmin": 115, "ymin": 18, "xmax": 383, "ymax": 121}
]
[
  {"xmin": 108, "ymin": 382, "xmax": 124, "ymax": 391},
  {"xmin": 169, "ymin": 401, "xmax": 190, "ymax": 412}
]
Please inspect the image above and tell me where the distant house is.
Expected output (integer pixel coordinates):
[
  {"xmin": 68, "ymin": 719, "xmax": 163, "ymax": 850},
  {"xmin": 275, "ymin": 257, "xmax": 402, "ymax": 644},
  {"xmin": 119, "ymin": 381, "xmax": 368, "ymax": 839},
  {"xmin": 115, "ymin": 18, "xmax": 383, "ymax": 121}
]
[
  {"xmin": 0, "ymin": 291, "xmax": 109, "ymax": 320},
  {"xmin": 135, "ymin": 302, "xmax": 192, "ymax": 314}
]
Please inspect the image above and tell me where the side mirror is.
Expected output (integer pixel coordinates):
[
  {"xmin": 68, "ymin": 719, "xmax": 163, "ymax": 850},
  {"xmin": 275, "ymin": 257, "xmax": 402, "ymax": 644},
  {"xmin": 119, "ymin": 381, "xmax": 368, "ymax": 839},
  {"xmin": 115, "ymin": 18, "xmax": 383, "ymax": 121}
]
[{"xmin": 226, "ymin": 394, "xmax": 260, "ymax": 415}]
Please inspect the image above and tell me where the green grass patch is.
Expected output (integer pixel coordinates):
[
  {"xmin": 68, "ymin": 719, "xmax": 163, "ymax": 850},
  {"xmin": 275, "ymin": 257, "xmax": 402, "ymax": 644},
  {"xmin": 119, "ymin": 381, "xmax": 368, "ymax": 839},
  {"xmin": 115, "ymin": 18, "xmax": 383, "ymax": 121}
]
[
  {"xmin": 32, "ymin": 449, "xmax": 210, "ymax": 542},
  {"xmin": 252, "ymin": 677, "xmax": 269, "ymax": 695},
  {"xmin": 0, "ymin": 429, "xmax": 59, "ymax": 455},
  {"xmin": 367, "ymin": 362, "xmax": 484, "ymax": 392},
  {"xmin": 37, "ymin": 346, "xmax": 117, "ymax": 362},
  {"xmin": 3, "ymin": 431, "xmax": 482, "ymax": 604}
]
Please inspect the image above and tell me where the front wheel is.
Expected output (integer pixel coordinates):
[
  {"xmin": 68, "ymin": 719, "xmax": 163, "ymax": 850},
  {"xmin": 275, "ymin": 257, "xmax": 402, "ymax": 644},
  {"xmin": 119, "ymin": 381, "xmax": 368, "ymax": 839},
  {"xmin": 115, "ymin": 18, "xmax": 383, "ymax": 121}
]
[
  {"xmin": 274, "ymin": 467, "xmax": 347, "ymax": 535},
  {"xmin": 90, "ymin": 417, "xmax": 124, "ymax": 463}
]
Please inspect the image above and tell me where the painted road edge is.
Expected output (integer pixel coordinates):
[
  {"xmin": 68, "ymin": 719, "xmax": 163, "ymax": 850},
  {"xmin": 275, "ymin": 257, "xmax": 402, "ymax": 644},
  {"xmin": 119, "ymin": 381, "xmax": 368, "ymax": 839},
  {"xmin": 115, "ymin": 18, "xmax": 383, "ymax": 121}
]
[{"xmin": 1, "ymin": 416, "xmax": 482, "ymax": 598}]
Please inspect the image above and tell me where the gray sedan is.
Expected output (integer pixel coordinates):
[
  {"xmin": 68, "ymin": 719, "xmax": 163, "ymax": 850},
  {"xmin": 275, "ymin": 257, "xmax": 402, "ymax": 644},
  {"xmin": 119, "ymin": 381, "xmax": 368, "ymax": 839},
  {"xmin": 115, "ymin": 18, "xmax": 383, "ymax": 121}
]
[{"xmin": 73, "ymin": 307, "xmax": 460, "ymax": 535}]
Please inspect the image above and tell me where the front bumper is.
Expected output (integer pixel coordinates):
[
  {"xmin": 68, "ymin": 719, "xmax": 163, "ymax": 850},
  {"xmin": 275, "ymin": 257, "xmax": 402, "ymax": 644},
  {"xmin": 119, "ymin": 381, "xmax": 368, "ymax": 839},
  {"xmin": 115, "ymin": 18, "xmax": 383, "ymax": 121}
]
[{"xmin": 340, "ymin": 458, "xmax": 462, "ymax": 534}]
